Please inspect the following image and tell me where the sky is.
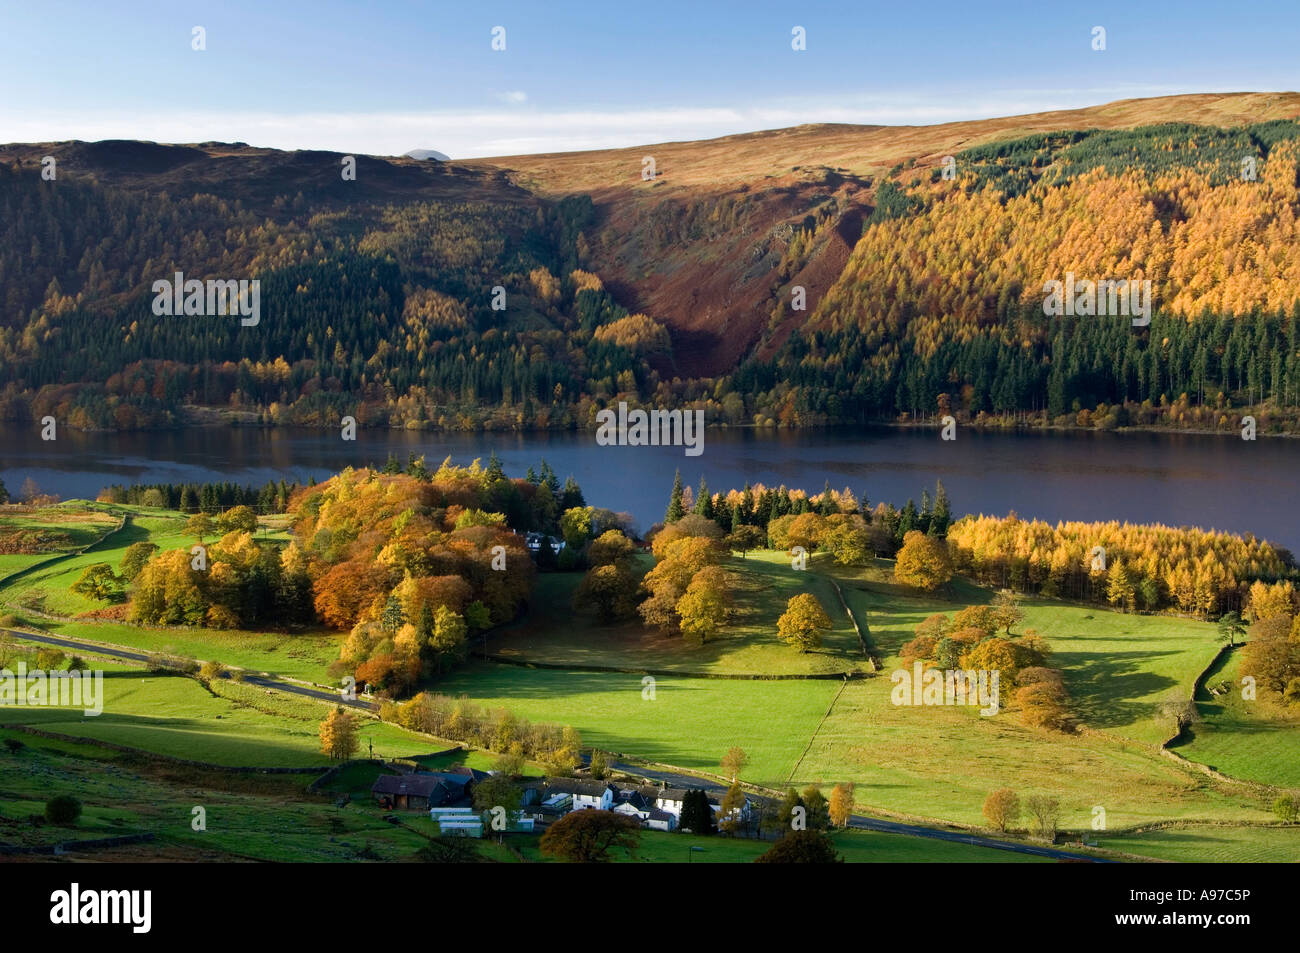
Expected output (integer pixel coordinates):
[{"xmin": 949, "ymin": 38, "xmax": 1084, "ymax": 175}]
[{"xmin": 2, "ymin": 0, "xmax": 1298, "ymax": 158}]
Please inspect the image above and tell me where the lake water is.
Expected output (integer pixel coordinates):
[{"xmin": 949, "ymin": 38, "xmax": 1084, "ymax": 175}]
[{"xmin": 1, "ymin": 425, "xmax": 1296, "ymax": 550}]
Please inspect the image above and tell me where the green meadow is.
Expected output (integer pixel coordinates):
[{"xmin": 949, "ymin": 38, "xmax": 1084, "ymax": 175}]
[
  {"xmin": 1173, "ymin": 648, "xmax": 1300, "ymax": 788},
  {"xmin": 827, "ymin": 556, "xmax": 1222, "ymax": 745},
  {"xmin": 490, "ymin": 550, "xmax": 868, "ymax": 676},
  {"xmin": 433, "ymin": 660, "xmax": 842, "ymax": 786},
  {"xmin": 0, "ymin": 506, "xmax": 122, "ymax": 578},
  {"xmin": 0, "ymin": 661, "xmax": 449, "ymax": 767},
  {"xmin": 1096, "ymin": 824, "xmax": 1300, "ymax": 862}
]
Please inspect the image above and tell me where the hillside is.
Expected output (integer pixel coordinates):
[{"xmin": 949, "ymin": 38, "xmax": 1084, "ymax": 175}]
[{"xmin": 3, "ymin": 92, "xmax": 1300, "ymax": 433}]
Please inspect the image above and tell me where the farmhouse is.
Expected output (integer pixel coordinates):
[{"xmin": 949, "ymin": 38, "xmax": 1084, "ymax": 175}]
[
  {"xmin": 611, "ymin": 789, "xmax": 678, "ymax": 831},
  {"xmin": 543, "ymin": 779, "xmax": 617, "ymax": 811},
  {"xmin": 371, "ymin": 769, "xmax": 480, "ymax": 811}
]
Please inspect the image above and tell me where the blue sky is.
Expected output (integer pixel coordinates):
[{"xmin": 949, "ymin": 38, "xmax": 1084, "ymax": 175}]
[{"xmin": 2, "ymin": 0, "xmax": 1297, "ymax": 157}]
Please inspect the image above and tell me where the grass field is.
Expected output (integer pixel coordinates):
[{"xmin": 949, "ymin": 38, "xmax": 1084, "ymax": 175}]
[
  {"xmin": 434, "ymin": 660, "xmax": 843, "ymax": 786},
  {"xmin": 0, "ymin": 660, "xmax": 453, "ymax": 767},
  {"xmin": 490, "ymin": 551, "xmax": 869, "ymax": 676},
  {"xmin": 1172, "ymin": 648, "xmax": 1300, "ymax": 789},
  {"xmin": 0, "ymin": 506, "xmax": 122, "ymax": 578},
  {"xmin": 827, "ymin": 557, "xmax": 1222, "ymax": 745},
  {"xmin": 0, "ymin": 733, "xmax": 438, "ymax": 861},
  {"xmin": 0, "ymin": 504, "xmax": 343, "ymax": 683},
  {"xmin": 16, "ymin": 619, "xmax": 344, "ymax": 684},
  {"xmin": 788, "ymin": 675, "xmax": 1269, "ymax": 829},
  {"xmin": 1096, "ymin": 824, "xmax": 1300, "ymax": 862}
]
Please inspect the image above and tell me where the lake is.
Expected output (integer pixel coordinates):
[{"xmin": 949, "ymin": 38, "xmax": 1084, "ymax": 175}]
[{"xmin": 1, "ymin": 425, "xmax": 1296, "ymax": 550}]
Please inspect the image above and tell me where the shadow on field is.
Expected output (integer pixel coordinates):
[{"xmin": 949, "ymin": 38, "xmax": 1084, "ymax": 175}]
[{"xmin": 1056, "ymin": 647, "xmax": 1178, "ymax": 728}]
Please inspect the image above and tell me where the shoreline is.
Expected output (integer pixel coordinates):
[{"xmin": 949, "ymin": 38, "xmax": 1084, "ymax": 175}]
[{"xmin": 57, "ymin": 411, "xmax": 1300, "ymax": 442}]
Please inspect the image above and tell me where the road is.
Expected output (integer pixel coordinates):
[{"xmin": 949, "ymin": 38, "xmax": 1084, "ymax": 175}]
[
  {"xmin": 8, "ymin": 626, "xmax": 1106, "ymax": 861},
  {"xmin": 598, "ymin": 757, "xmax": 1110, "ymax": 862},
  {"xmin": 2, "ymin": 627, "xmax": 377, "ymax": 711}
]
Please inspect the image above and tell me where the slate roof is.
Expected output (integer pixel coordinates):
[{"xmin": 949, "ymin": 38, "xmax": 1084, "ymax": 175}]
[
  {"xmin": 372, "ymin": 774, "xmax": 445, "ymax": 798},
  {"xmin": 544, "ymin": 779, "xmax": 617, "ymax": 798}
]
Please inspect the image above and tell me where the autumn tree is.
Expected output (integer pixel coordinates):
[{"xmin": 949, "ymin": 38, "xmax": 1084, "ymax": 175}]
[
  {"xmin": 893, "ymin": 531, "xmax": 954, "ymax": 592},
  {"xmin": 71, "ymin": 563, "xmax": 123, "ymax": 603},
  {"xmin": 119, "ymin": 541, "xmax": 159, "ymax": 582},
  {"xmin": 725, "ymin": 524, "xmax": 765, "ymax": 559},
  {"xmin": 676, "ymin": 565, "xmax": 733, "ymax": 644},
  {"xmin": 216, "ymin": 505, "xmax": 258, "ymax": 535},
  {"xmin": 559, "ymin": 506, "xmax": 595, "ymax": 551},
  {"xmin": 319, "ymin": 706, "xmax": 359, "ymax": 760},
  {"xmin": 1106, "ymin": 559, "xmax": 1136, "ymax": 612},
  {"xmin": 777, "ymin": 593, "xmax": 832, "ymax": 653},
  {"xmin": 1016, "ymin": 667, "xmax": 1073, "ymax": 731},
  {"xmin": 983, "ymin": 788, "xmax": 1019, "ymax": 832},
  {"xmin": 1241, "ymin": 614, "xmax": 1300, "ymax": 693},
  {"xmin": 952, "ymin": 604, "xmax": 999, "ymax": 636},
  {"xmin": 185, "ymin": 513, "xmax": 214, "ymax": 541},
  {"xmin": 720, "ymin": 746, "xmax": 748, "ymax": 781},
  {"xmin": 755, "ymin": 830, "xmax": 843, "ymax": 863},
  {"xmin": 823, "ymin": 519, "xmax": 872, "ymax": 566},
  {"xmin": 828, "ymin": 782, "xmax": 855, "ymax": 828},
  {"xmin": 990, "ymin": 592, "xmax": 1024, "ymax": 634},
  {"xmin": 574, "ymin": 562, "xmax": 639, "ymax": 623},
  {"xmin": 718, "ymin": 782, "xmax": 747, "ymax": 834},
  {"xmin": 539, "ymin": 810, "xmax": 641, "ymax": 863},
  {"xmin": 588, "ymin": 529, "xmax": 637, "ymax": 568}
]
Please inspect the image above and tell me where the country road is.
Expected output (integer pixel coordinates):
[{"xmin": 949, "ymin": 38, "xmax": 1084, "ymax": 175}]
[
  {"xmin": 1, "ymin": 627, "xmax": 377, "ymax": 711},
  {"xmin": 588, "ymin": 758, "xmax": 1109, "ymax": 863},
  {"xmin": 6, "ymin": 626, "xmax": 1107, "ymax": 862}
]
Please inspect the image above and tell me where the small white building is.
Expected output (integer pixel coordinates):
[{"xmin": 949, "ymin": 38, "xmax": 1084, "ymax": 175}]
[{"xmin": 543, "ymin": 779, "xmax": 616, "ymax": 812}]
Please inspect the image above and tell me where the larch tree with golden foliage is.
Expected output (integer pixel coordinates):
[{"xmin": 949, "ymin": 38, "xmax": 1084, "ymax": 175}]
[
  {"xmin": 983, "ymin": 788, "xmax": 1019, "ymax": 833},
  {"xmin": 319, "ymin": 706, "xmax": 359, "ymax": 760},
  {"xmin": 828, "ymin": 782, "xmax": 855, "ymax": 828}
]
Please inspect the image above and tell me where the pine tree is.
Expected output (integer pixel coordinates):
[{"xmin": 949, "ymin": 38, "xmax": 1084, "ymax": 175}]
[
  {"xmin": 929, "ymin": 480, "xmax": 951, "ymax": 536},
  {"xmin": 694, "ymin": 477, "xmax": 712, "ymax": 519},
  {"xmin": 561, "ymin": 475, "xmax": 585, "ymax": 510},
  {"xmin": 898, "ymin": 499, "xmax": 918, "ymax": 541},
  {"xmin": 665, "ymin": 469, "xmax": 684, "ymax": 524},
  {"xmin": 679, "ymin": 789, "xmax": 715, "ymax": 835}
]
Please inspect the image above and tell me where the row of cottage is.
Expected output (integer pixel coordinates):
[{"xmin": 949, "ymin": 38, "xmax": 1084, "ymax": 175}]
[{"xmin": 371, "ymin": 770, "xmax": 753, "ymax": 832}]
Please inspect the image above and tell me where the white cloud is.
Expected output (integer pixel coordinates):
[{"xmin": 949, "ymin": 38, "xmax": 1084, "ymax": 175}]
[
  {"xmin": 0, "ymin": 83, "xmax": 1235, "ymax": 159},
  {"xmin": 496, "ymin": 91, "xmax": 528, "ymax": 105}
]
